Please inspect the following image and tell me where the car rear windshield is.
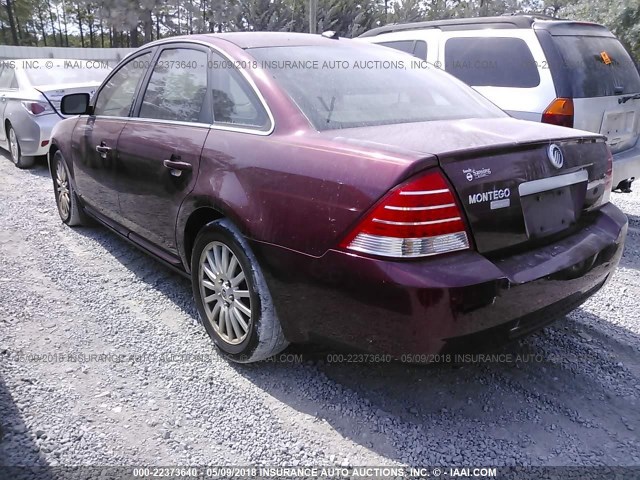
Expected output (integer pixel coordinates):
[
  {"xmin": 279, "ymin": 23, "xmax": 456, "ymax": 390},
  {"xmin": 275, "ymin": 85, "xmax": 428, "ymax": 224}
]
[
  {"xmin": 249, "ymin": 44, "xmax": 506, "ymax": 131},
  {"xmin": 550, "ymin": 36, "xmax": 640, "ymax": 98},
  {"xmin": 24, "ymin": 64, "xmax": 110, "ymax": 87}
]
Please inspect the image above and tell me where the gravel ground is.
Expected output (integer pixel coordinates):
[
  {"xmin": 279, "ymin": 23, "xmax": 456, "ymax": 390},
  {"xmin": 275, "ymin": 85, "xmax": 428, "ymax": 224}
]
[{"xmin": 0, "ymin": 152, "xmax": 638, "ymax": 471}]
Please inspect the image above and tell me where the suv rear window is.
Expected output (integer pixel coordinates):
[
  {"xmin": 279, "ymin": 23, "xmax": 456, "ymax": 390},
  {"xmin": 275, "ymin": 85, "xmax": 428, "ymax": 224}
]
[
  {"xmin": 550, "ymin": 36, "xmax": 640, "ymax": 98},
  {"xmin": 444, "ymin": 37, "xmax": 540, "ymax": 88},
  {"xmin": 378, "ymin": 40, "xmax": 427, "ymax": 60}
]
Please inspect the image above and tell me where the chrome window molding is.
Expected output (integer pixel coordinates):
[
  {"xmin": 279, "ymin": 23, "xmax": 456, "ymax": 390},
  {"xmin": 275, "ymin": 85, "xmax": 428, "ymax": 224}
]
[
  {"xmin": 102, "ymin": 116, "xmax": 273, "ymax": 135},
  {"xmin": 122, "ymin": 37, "xmax": 276, "ymax": 136},
  {"xmin": 126, "ymin": 116, "xmax": 212, "ymax": 129}
]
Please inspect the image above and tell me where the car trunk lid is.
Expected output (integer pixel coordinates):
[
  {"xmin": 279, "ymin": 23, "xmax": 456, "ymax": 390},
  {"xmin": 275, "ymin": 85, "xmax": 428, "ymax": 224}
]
[
  {"xmin": 318, "ymin": 118, "xmax": 610, "ymax": 255},
  {"xmin": 439, "ymin": 138, "xmax": 610, "ymax": 254}
]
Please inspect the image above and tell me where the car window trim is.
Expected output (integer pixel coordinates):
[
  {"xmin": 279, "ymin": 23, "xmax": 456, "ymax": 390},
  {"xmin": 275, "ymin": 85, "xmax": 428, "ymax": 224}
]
[
  {"xmin": 126, "ymin": 117, "xmax": 212, "ymax": 129},
  {"xmin": 132, "ymin": 43, "xmax": 213, "ymax": 125}
]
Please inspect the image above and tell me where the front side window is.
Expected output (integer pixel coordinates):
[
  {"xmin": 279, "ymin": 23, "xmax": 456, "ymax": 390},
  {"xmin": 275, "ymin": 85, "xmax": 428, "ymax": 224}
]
[
  {"xmin": 139, "ymin": 48, "xmax": 208, "ymax": 123},
  {"xmin": 444, "ymin": 37, "xmax": 540, "ymax": 88},
  {"xmin": 210, "ymin": 53, "xmax": 270, "ymax": 130},
  {"xmin": 94, "ymin": 52, "xmax": 151, "ymax": 117}
]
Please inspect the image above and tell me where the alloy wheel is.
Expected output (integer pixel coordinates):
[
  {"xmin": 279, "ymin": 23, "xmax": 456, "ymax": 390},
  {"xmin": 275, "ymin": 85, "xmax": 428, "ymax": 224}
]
[
  {"xmin": 199, "ymin": 241, "xmax": 252, "ymax": 345},
  {"xmin": 55, "ymin": 160, "xmax": 70, "ymax": 219},
  {"xmin": 9, "ymin": 128, "xmax": 18, "ymax": 163}
]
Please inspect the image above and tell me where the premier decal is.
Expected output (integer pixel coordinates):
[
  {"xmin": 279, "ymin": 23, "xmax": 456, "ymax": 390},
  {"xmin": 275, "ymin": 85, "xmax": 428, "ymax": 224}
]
[{"xmin": 468, "ymin": 188, "xmax": 511, "ymax": 205}]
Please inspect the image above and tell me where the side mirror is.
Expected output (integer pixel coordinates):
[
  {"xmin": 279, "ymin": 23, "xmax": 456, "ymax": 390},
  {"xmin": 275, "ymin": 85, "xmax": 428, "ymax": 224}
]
[{"xmin": 61, "ymin": 93, "xmax": 91, "ymax": 115}]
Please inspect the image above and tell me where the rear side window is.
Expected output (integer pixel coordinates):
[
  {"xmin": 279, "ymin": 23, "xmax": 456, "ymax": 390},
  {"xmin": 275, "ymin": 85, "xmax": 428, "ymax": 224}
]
[
  {"xmin": 414, "ymin": 41, "xmax": 427, "ymax": 60},
  {"xmin": 210, "ymin": 53, "xmax": 270, "ymax": 130},
  {"xmin": 378, "ymin": 40, "xmax": 427, "ymax": 60},
  {"xmin": 139, "ymin": 48, "xmax": 208, "ymax": 123},
  {"xmin": 549, "ymin": 36, "xmax": 640, "ymax": 98},
  {"xmin": 445, "ymin": 37, "xmax": 540, "ymax": 88}
]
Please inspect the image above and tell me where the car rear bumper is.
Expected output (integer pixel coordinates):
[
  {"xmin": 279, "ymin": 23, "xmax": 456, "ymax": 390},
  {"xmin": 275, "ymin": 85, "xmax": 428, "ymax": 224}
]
[
  {"xmin": 252, "ymin": 202, "xmax": 627, "ymax": 356},
  {"xmin": 612, "ymin": 143, "xmax": 640, "ymax": 187}
]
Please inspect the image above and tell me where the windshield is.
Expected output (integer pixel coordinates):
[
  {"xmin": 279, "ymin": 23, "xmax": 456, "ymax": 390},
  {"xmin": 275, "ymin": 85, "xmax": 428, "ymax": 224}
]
[
  {"xmin": 249, "ymin": 43, "xmax": 506, "ymax": 131},
  {"xmin": 24, "ymin": 63, "xmax": 111, "ymax": 87},
  {"xmin": 551, "ymin": 36, "xmax": 640, "ymax": 98}
]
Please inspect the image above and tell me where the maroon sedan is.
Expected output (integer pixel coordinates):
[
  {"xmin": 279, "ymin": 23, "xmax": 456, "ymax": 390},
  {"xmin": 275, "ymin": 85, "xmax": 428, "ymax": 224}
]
[{"xmin": 50, "ymin": 33, "xmax": 627, "ymax": 362}]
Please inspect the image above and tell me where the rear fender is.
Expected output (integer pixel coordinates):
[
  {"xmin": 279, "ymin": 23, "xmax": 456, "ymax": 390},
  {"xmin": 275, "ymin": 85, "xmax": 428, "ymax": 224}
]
[{"xmin": 176, "ymin": 195, "xmax": 248, "ymax": 274}]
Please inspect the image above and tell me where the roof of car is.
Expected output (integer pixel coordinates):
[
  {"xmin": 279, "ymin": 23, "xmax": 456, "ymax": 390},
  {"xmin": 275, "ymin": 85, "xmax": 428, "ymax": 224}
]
[
  {"xmin": 218, "ymin": 32, "xmax": 343, "ymax": 48},
  {"xmin": 151, "ymin": 32, "xmax": 345, "ymax": 50},
  {"xmin": 358, "ymin": 15, "xmax": 610, "ymax": 38}
]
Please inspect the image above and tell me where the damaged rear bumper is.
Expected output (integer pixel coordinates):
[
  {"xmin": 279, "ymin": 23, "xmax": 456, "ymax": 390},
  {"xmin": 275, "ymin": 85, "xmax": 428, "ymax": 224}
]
[{"xmin": 252, "ymin": 202, "xmax": 627, "ymax": 356}]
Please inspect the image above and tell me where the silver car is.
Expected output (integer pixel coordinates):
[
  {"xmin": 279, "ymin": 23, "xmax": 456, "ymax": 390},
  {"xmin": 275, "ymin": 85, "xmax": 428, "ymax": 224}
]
[
  {"xmin": 0, "ymin": 58, "xmax": 111, "ymax": 168},
  {"xmin": 360, "ymin": 16, "xmax": 640, "ymax": 192}
]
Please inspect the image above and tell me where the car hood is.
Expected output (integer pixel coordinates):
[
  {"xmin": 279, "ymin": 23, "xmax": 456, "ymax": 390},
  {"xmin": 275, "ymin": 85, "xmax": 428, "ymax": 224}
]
[{"xmin": 315, "ymin": 117, "xmax": 603, "ymax": 158}]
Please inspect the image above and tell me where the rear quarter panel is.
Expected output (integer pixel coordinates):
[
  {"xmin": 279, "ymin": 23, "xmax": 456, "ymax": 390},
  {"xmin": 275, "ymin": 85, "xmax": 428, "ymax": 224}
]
[{"xmin": 178, "ymin": 131, "xmax": 430, "ymax": 259}]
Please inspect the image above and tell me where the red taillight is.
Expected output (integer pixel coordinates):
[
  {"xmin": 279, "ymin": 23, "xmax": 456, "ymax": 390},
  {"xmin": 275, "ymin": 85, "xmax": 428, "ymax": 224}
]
[
  {"xmin": 542, "ymin": 98, "xmax": 574, "ymax": 128},
  {"xmin": 340, "ymin": 171, "xmax": 471, "ymax": 258},
  {"xmin": 21, "ymin": 101, "xmax": 47, "ymax": 115}
]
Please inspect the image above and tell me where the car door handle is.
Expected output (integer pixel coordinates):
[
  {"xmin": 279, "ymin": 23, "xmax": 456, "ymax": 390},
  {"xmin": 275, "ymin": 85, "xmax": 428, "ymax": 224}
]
[
  {"xmin": 163, "ymin": 159, "xmax": 192, "ymax": 177},
  {"xmin": 95, "ymin": 143, "xmax": 111, "ymax": 158}
]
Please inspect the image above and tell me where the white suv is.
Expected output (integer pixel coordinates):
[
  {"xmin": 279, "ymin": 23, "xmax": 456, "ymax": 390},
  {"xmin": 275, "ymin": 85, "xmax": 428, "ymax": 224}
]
[{"xmin": 359, "ymin": 16, "xmax": 640, "ymax": 192}]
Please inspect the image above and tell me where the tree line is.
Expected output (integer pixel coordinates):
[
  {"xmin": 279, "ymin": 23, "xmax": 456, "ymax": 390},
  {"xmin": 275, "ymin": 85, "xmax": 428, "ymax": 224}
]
[{"xmin": 1, "ymin": 0, "xmax": 638, "ymax": 58}]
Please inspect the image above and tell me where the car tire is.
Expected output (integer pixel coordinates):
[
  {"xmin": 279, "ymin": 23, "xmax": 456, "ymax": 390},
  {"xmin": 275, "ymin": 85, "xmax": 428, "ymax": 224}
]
[
  {"xmin": 52, "ymin": 150, "xmax": 86, "ymax": 226},
  {"xmin": 7, "ymin": 124, "xmax": 34, "ymax": 169},
  {"xmin": 191, "ymin": 219, "xmax": 288, "ymax": 363}
]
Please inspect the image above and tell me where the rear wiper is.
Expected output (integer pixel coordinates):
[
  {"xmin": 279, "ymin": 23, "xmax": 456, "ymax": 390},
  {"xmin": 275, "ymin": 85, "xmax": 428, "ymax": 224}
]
[{"xmin": 618, "ymin": 93, "xmax": 640, "ymax": 104}]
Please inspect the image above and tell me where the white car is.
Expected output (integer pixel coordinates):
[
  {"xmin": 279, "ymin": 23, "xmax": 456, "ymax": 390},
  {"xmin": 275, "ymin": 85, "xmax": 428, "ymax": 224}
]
[
  {"xmin": 0, "ymin": 58, "xmax": 111, "ymax": 168},
  {"xmin": 359, "ymin": 16, "xmax": 640, "ymax": 192}
]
